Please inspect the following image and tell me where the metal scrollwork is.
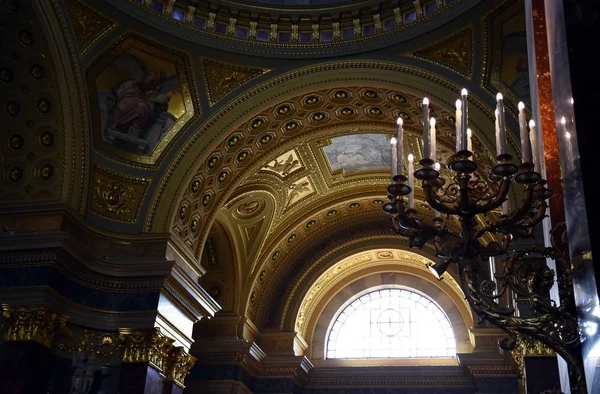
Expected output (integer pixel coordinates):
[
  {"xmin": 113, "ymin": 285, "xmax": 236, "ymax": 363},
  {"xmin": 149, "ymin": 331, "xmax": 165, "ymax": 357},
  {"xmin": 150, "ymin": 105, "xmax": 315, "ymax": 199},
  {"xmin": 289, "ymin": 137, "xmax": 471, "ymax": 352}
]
[{"xmin": 384, "ymin": 149, "xmax": 585, "ymax": 392}]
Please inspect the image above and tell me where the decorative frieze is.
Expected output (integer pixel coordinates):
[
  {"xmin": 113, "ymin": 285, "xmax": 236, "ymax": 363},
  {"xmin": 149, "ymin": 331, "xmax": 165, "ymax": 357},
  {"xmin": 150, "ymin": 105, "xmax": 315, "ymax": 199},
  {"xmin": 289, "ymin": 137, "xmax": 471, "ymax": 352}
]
[{"xmin": 2, "ymin": 306, "xmax": 68, "ymax": 348}]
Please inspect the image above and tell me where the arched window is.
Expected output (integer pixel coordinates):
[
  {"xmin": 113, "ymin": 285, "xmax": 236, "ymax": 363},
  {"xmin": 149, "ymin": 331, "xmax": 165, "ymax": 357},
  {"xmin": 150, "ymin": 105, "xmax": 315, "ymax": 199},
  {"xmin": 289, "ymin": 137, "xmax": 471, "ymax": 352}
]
[{"xmin": 326, "ymin": 288, "xmax": 456, "ymax": 359}]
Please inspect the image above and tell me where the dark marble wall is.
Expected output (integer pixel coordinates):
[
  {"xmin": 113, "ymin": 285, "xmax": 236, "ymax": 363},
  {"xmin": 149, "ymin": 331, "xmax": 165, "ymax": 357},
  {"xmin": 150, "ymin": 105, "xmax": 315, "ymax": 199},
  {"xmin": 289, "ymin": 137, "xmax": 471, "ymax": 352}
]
[
  {"xmin": 0, "ymin": 342, "xmax": 52, "ymax": 394},
  {"xmin": 0, "ymin": 250, "xmax": 161, "ymax": 312}
]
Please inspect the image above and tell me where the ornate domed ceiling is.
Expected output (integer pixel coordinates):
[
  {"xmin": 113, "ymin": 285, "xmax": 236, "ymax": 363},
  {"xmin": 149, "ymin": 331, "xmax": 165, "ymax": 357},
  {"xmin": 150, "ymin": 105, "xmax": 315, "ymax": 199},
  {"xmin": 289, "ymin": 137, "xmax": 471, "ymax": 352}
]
[{"xmin": 0, "ymin": 0, "xmax": 530, "ymax": 336}]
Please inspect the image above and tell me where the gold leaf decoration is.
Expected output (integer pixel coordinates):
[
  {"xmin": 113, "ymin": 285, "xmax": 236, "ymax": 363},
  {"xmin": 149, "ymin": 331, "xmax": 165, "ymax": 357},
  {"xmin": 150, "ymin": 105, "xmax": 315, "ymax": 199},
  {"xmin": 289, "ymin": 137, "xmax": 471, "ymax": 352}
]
[
  {"xmin": 90, "ymin": 165, "xmax": 151, "ymax": 223},
  {"xmin": 63, "ymin": 0, "xmax": 116, "ymax": 56},
  {"xmin": 263, "ymin": 150, "xmax": 302, "ymax": 177},
  {"xmin": 411, "ymin": 27, "xmax": 474, "ymax": 77},
  {"xmin": 201, "ymin": 58, "xmax": 270, "ymax": 106}
]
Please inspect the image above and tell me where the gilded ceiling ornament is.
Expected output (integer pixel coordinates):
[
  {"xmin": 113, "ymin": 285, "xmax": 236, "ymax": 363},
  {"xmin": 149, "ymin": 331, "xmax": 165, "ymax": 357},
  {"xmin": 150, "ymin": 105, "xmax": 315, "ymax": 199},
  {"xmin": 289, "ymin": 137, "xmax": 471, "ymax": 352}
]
[
  {"xmin": 90, "ymin": 165, "xmax": 150, "ymax": 223},
  {"xmin": 41, "ymin": 131, "xmax": 55, "ymax": 146},
  {"xmin": 30, "ymin": 64, "xmax": 44, "ymax": 79},
  {"xmin": 201, "ymin": 58, "xmax": 270, "ymax": 106},
  {"xmin": 235, "ymin": 199, "xmax": 265, "ymax": 219},
  {"xmin": 9, "ymin": 167, "xmax": 23, "ymax": 182},
  {"xmin": 40, "ymin": 164, "xmax": 55, "ymax": 180},
  {"xmin": 63, "ymin": 0, "xmax": 117, "ymax": 56},
  {"xmin": 0, "ymin": 68, "xmax": 12, "ymax": 82},
  {"xmin": 2, "ymin": 307, "xmax": 68, "ymax": 348},
  {"xmin": 10, "ymin": 135, "xmax": 23, "ymax": 150},
  {"xmin": 411, "ymin": 26, "xmax": 474, "ymax": 77},
  {"xmin": 6, "ymin": 101, "xmax": 20, "ymax": 116},
  {"xmin": 286, "ymin": 177, "xmax": 314, "ymax": 208},
  {"xmin": 263, "ymin": 151, "xmax": 301, "ymax": 177}
]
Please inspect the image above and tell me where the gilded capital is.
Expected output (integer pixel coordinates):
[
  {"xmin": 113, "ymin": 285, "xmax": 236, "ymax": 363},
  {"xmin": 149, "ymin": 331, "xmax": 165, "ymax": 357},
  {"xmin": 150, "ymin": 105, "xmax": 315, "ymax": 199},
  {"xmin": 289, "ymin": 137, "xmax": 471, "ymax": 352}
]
[
  {"xmin": 167, "ymin": 347, "xmax": 196, "ymax": 388},
  {"xmin": 518, "ymin": 335, "xmax": 556, "ymax": 357},
  {"xmin": 119, "ymin": 328, "xmax": 175, "ymax": 373},
  {"xmin": 2, "ymin": 307, "xmax": 68, "ymax": 348}
]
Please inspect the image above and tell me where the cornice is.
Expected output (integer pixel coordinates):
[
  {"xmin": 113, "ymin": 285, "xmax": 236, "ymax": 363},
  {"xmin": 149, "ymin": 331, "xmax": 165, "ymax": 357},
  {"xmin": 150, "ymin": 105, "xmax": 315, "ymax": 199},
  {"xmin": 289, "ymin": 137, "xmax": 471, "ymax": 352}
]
[
  {"xmin": 0, "ymin": 248, "xmax": 165, "ymax": 293},
  {"xmin": 103, "ymin": 0, "xmax": 483, "ymax": 58}
]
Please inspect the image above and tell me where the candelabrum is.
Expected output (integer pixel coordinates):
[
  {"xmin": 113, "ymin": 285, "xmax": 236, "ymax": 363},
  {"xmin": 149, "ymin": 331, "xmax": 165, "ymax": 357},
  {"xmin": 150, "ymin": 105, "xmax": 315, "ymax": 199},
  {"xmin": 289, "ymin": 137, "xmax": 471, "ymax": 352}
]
[{"xmin": 383, "ymin": 151, "xmax": 584, "ymax": 393}]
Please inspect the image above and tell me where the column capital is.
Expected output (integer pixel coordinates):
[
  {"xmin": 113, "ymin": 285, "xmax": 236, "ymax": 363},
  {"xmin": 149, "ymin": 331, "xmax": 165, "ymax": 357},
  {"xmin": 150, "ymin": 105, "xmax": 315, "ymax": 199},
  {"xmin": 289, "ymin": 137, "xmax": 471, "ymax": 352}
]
[{"xmin": 2, "ymin": 305, "xmax": 68, "ymax": 348}]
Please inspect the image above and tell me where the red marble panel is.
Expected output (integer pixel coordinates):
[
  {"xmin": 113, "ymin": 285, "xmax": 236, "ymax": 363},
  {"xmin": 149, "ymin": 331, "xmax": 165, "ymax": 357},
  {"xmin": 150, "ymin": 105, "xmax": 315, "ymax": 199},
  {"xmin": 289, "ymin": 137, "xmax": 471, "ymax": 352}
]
[{"xmin": 532, "ymin": 0, "xmax": 564, "ymax": 225}]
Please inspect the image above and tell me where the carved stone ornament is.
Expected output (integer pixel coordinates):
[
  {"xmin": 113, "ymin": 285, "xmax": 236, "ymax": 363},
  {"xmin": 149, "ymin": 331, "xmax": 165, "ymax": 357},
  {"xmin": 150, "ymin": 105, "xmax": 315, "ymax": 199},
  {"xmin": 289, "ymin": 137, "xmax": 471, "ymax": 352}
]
[
  {"xmin": 119, "ymin": 328, "xmax": 174, "ymax": 373},
  {"xmin": 2, "ymin": 307, "xmax": 68, "ymax": 348},
  {"xmin": 166, "ymin": 347, "xmax": 197, "ymax": 388}
]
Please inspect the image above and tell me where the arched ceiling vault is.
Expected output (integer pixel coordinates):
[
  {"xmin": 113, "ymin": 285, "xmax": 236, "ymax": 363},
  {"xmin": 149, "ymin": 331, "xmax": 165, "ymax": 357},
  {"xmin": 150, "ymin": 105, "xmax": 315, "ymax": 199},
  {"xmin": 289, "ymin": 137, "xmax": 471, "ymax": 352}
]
[
  {"xmin": 160, "ymin": 65, "xmax": 522, "ymax": 267},
  {"xmin": 3, "ymin": 0, "xmax": 530, "ymax": 340}
]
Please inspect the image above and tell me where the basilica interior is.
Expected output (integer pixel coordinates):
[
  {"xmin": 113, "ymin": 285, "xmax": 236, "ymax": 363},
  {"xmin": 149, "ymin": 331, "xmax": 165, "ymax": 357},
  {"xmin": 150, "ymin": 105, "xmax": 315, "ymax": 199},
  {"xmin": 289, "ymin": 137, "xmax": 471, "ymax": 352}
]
[{"xmin": 0, "ymin": 0, "xmax": 598, "ymax": 393}]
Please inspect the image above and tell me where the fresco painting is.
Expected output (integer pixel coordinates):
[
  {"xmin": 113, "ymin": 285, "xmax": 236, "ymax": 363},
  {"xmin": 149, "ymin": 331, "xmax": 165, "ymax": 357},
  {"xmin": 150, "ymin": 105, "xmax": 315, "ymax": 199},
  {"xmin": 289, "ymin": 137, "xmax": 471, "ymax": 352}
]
[
  {"xmin": 94, "ymin": 46, "xmax": 185, "ymax": 155},
  {"xmin": 323, "ymin": 133, "xmax": 392, "ymax": 173}
]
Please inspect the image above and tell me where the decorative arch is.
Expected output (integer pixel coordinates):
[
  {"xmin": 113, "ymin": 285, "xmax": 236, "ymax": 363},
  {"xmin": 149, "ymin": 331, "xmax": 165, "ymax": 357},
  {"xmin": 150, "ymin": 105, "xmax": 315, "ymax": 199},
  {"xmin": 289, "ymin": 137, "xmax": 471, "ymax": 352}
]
[
  {"xmin": 293, "ymin": 248, "xmax": 473, "ymax": 360},
  {"xmin": 152, "ymin": 62, "xmax": 514, "ymax": 265}
]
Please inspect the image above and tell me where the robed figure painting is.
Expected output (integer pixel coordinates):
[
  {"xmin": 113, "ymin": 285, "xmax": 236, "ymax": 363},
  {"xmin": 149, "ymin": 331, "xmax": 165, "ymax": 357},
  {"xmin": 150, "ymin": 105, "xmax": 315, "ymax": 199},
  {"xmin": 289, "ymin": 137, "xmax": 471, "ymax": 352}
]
[{"xmin": 95, "ymin": 47, "xmax": 185, "ymax": 155}]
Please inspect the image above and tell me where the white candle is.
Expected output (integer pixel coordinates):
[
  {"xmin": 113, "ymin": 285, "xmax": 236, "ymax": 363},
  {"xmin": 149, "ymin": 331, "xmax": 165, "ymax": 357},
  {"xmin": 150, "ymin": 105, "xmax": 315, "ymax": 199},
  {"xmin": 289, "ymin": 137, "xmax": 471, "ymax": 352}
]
[
  {"xmin": 430, "ymin": 117, "xmax": 437, "ymax": 162},
  {"xmin": 495, "ymin": 109, "xmax": 501, "ymax": 157},
  {"xmin": 467, "ymin": 128, "xmax": 472, "ymax": 153},
  {"xmin": 529, "ymin": 120, "xmax": 541, "ymax": 171},
  {"xmin": 461, "ymin": 89, "xmax": 468, "ymax": 151},
  {"xmin": 434, "ymin": 161, "xmax": 441, "ymax": 218},
  {"xmin": 408, "ymin": 153, "xmax": 414, "ymax": 209},
  {"xmin": 489, "ymin": 257, "xmax": 497, "ymax": 295},
  {"xmin": 518, "ymin": 102, "xmax": 531, "ymax": 163},
  {"xmin": 496, "ymin": 93, "xmax": 507, "ymax": 155},
  {"xmin": 455, "ymin": 99, "xmax": 462, "ymax": 153},
  {"xmin": 396, "ymin": 117, "xmax": 404, "ymax": 176},
  {"xmin": 390, "ymin": 137, "xmax": 398, "ymax": 181},
  {"xmin": 423, "ymin": 98, "xmax": 430, "ymax": 161}
]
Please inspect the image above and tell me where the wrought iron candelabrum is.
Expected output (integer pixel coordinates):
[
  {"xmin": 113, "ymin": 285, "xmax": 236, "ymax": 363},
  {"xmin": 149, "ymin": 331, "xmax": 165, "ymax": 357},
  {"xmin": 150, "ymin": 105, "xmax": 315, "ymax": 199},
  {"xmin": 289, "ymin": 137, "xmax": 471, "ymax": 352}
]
[{"xmin": 383, "ymin": 151, "xmax": 584, "ymax": 393}]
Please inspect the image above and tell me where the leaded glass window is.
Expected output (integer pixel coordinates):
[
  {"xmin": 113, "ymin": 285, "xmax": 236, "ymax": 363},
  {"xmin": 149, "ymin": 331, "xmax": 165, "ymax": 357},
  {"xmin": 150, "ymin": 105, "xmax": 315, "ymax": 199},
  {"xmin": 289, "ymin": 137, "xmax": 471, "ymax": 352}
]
[{"xmin": 326, "ymin": 288, "xmax": 456, "ymax": 359}]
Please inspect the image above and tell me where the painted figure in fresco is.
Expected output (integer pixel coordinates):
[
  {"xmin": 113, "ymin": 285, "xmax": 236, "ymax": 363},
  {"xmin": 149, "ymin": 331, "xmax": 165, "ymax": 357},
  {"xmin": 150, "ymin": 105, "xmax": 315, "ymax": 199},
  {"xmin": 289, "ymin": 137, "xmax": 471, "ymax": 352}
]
[
  {"xmin": 98, "ymin": 53, "xmax": 180, "ymax": 154},
  {"xmin": 325, "ymin": 134, "xmax": 391, "ymax": 173}
]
